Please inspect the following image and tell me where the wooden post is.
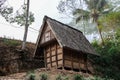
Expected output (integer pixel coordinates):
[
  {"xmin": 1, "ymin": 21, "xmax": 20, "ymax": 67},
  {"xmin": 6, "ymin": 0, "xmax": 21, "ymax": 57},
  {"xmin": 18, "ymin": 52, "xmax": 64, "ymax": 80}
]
[
  {"xmin": 71, "ymin": 52, "xmax": 73, "ymax": 70},
  {"xmin": 79, "ymin": 54, "xmax": 81, "ymax": 72},
  {"xmin": 62, "ymin": 48, "xmax": 64, "ymax": 70},
  {"xmin": 50, "ymin": 45, "xmax": 52, "ymax": 68},
  {"xmin": 85, "ymin": 54, "xmax": 88, "ymax": 73},
  {"xmin": 55, "ymin": 43, "xmax": 58, "ymax": 69},
  {"xmin": 44, "ymin": 48, "xmax": 47, "ymax": 69}
]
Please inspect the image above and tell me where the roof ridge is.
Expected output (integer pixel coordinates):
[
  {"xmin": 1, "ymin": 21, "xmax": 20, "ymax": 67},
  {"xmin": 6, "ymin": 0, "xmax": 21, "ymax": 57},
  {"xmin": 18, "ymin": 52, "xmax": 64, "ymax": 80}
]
[{"xmin": 44, "ymin": 15, "xmax": 83, "ymax": 34}]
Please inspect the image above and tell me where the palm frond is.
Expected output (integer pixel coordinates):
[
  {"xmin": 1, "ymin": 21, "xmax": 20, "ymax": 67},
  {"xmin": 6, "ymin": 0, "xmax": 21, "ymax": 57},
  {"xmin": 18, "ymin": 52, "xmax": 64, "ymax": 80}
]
[
  {"xmin": 102, "ymin": 8, "xmax": 113, "ymax": 14},
  {"xmin": 76, "ymin": 14, "xmax": 90, "ymax": 23},
  {"xmin": 76, "ymin": 16, "xmax": 82, "ymax": 23},
  {"xmin": 73, "ymin": 9, "xmax": 89, "ymax": 15}
]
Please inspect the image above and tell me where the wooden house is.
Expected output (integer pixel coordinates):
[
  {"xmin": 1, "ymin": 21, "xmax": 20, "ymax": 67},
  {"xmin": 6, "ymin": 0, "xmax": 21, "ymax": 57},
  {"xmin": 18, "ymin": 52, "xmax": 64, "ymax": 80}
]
[{"xmin": 34, "ymin": 16, "xmax": 98, "ymax": 72}]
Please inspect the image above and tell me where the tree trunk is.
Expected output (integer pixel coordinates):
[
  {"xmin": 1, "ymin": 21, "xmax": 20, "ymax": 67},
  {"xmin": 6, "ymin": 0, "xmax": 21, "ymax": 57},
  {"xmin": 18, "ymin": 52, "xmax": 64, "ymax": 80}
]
[
  {"xmin": 92, "ymin": 8, "xmax": 104, "ymax": 45},
  {"xmin": 97, "ymin": 22, "xmax": 104, "ymax": 45},
  {"xmin": 21, "ymin": 0, "xmax": 30, "ymax": 50},
  {"xmin": 22, "ymin": 24, "xmax": 29, "ymax": 50}
]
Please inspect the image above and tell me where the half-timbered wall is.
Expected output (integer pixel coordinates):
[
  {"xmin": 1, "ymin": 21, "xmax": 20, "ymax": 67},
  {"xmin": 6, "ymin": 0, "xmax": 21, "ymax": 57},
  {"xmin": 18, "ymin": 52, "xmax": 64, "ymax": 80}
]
[
  {"xmin": 63, "ymin": 49, "xmax": 87, "ymax": 70},
  {"xmin": 40, "ymin": 23, "xmax": 55, "ymax": 44},
  {"xmin": 38, "ymin": 22, "xmax": 64, "ymax": 69},
  {"xmin": 44, "ymin": 42, "xmax": 63, "ymax": 68}
]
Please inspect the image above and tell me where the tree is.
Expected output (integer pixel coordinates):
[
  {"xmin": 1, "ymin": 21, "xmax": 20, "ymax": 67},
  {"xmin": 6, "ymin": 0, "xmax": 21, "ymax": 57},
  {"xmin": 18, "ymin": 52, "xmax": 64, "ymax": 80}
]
[
  {"xmin": 0, "ymin": 0, "xmax": 13, "ymax": 21},
  {"xmin": 0, "ymin": 0, "xmax": 34, "ymax": 50},
  {"xmin": 99, "ymin": 12, "xmax": 120, "ymax": 43},
  {"xmin": 57, "ymin": 0, "xmax": 112, "ymax": 45},
  {"xmin": 101, "ymin": 12, "xmax": 120, "ymax": 31}
]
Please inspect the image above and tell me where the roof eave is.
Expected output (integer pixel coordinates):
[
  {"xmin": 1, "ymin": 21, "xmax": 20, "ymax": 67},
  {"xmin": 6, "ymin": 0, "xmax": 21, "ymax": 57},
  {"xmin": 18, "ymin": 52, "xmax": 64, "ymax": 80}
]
[{"xmin": 63, "ymin": 46, "xmax": 100, "ymax": 56}]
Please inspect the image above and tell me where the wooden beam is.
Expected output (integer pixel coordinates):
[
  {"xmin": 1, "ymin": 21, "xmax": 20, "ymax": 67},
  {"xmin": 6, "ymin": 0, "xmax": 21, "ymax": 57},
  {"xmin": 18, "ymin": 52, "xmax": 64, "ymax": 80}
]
[
  {"xmin": 50, "ymin": 30, "xmax": 51, "ymax": 40},
  {"xmin": 40, "ymin": 38, "xmax": 56, "ymax": 47}
]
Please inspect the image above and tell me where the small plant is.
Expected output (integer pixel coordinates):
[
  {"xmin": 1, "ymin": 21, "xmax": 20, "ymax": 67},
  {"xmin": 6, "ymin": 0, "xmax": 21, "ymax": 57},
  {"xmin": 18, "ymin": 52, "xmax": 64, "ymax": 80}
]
[
  {"xmin": 103, "ymin": 76, "xmax": 110, "ymax": 80},
  {"xmin": 56, "ymin": 75, "xmax": 69, "ymax": 80},
  {"xmin": 73, "ymin": 74, "xmax": 84, "ymax": 80},
  {"xmin": 40, "ymin": 73, "xmax": 48, "ymax": 80},
  {"xmin": 63, "ymin": 76, "xmax": 69, "ymax": 80},
  {"xmin": 26, "ymin": 70, "xmax": 35, "ymax": 80},
  {"xmin": 56, "ymin": 75, "xmax": 62, "ymax": 80},
  {"xmin": 93, "ymin": 76, "xmax": 110, "ymax": 80},
  {"xmin": 29, "ymin": 74, "xmax": 35, "ymax": 80},
  {"xmin": 94, "ymin": 76, "xmax": 101, "ymax": 80}
]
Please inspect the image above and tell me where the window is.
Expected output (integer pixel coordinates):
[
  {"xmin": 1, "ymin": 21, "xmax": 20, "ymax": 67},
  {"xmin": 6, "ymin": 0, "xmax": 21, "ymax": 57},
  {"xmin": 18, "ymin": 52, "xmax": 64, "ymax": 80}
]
[{"xmin": 45, "ymin": 31, "xmax": 50, "ymax": 41}]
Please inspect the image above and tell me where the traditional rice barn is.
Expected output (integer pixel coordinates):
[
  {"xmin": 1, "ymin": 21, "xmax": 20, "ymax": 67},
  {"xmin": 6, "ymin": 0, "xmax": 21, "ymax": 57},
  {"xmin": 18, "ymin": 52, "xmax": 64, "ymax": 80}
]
[{"xmin": 34, "ymin": 16, "xmax": 98, "ymax": 72}]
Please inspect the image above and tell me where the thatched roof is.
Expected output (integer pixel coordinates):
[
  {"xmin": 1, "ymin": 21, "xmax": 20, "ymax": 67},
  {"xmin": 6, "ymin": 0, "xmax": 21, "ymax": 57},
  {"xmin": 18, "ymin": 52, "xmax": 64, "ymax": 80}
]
[{"xmin": 34, "ymin": 16, "xmax": 98, "ymax": 56}]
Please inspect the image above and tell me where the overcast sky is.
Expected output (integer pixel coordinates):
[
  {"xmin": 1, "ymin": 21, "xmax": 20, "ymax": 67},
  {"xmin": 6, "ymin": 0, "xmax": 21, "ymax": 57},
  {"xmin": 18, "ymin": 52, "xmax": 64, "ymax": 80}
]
[{"xmin": 0, "ymin": 0, "xmax": 71, "ymax": 43}]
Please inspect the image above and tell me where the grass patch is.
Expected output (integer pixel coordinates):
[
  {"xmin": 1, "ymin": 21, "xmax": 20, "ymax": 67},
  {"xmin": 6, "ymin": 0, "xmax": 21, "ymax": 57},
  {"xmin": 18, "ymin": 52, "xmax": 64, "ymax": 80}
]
[
  {"xmin": 2, "ymin": 38, "xmax": 20, "ymax": 47},
  {"xmin": 73, "ymin": 74, "xmax": 84, "ymax": 80}
]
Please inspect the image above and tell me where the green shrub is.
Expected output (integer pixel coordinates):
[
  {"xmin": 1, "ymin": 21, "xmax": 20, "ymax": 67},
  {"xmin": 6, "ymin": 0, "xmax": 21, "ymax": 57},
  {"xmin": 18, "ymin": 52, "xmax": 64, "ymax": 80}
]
[
  {"xmin": 94, "ymin": 76, "xmax": 102, "ymax": 80},
  {"xmin": 73, "ymin": 74, "xmax": 84, "ymax": 80},
  {"xmin": 56, "ymin": 75, "xmax": 69, "ymax": 80},
  {"xmin": 63, "ymin": 76, "xmax": 69, "ymax": 80},
  {"xmin": 40, "ymin": 73, "xmax": 48, "ymax": 80},
  {"xmin": 93, "ymin": 76, "xmax": 110, "ymax": 80},
  {"xmin": 3, "ymin": 38, "xmax": 20, "ymax": 46},
  {"xmin": 56, "ymin": 75, "xmax": 62, "ymax": 80},
  {"xmin": 26, "ymin": 70, "xmax": 35, "ymax": 80},
  {"xmin": 91, "ymin": 39, "xmax": 120, "ymax": 80},
  {"xmin": 29, "ymin": 74, "xmax": 35, "ymax": 80}
]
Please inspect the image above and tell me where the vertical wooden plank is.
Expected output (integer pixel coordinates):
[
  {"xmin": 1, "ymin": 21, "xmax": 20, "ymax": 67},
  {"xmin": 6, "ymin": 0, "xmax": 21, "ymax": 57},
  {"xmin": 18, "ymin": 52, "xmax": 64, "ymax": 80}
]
[
  {"xmin": 50, "ymin": 45, "xmax": 52, "ymax": 67},
  {"xmin": 71, "ymin": 52, "xmax": 73, "ymax": 70},
  {"xmin": 55, "ymin": 43, "xmax": 58, "ymax": 68},
  {"xmin": 62, "ymin": 48, "xmax": 64, "ymax": 70},
  {"xmin": 43, "ymin": 31, "xmax": 45, "ymax": 43},
  {"xmin": 79, "ymin": 54, "xmax": 81, "ymax": 72},
  {"xmin": 85, "ymin": 54, "xmax": 88, "ymax": 73},
  {"xmin": 50, "ymin": 30, "xmax": 51, "ymax": 40},
  {"xmin": 44, "ymin": 48, "xmax": 47, "ymax": 68}
]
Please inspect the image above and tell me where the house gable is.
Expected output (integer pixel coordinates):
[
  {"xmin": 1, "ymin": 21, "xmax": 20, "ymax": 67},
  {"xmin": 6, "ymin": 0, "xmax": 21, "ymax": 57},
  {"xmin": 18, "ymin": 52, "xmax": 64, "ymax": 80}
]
[
  {"xmin": 40, "ymin": 22, "xmax": 56, "ymax": 45},
  {"xmin": 35, "ymin": 21, "xmax": 64, "ymax": 68}
]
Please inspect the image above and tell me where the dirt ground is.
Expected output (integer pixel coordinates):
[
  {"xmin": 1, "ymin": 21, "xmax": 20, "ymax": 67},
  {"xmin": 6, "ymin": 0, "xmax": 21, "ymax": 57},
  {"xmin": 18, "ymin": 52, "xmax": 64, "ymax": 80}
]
[{"xmin": 0, "ymin": 68, "xmax": 93, "ymax": 80}]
